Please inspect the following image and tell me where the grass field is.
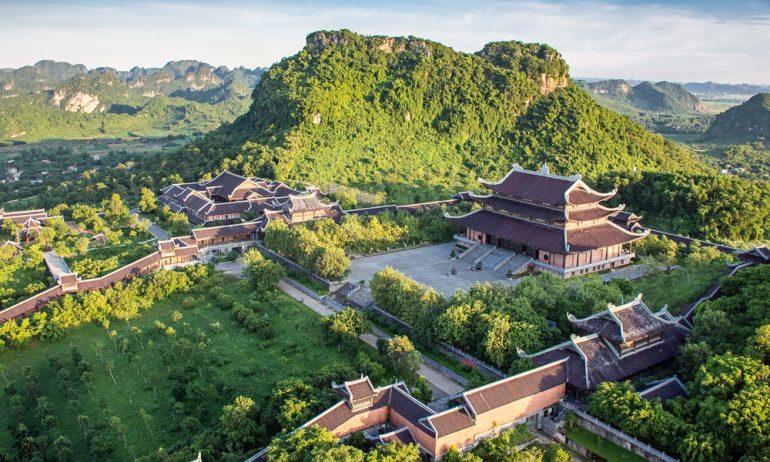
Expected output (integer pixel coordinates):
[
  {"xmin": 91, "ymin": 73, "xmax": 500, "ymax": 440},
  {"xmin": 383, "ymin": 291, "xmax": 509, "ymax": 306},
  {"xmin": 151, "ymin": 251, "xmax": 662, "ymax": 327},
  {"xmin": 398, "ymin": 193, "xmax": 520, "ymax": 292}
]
[
  {"xmin": 566, "ymin": 426, "xmax": 647, "ymax": 462},
  {"xmin": 0, "ymin": 275, "xmax": 360, "ymax": 460},
  {"xmin": 631, "ymin": 262, "xmax": 729, "ymax": 314}
]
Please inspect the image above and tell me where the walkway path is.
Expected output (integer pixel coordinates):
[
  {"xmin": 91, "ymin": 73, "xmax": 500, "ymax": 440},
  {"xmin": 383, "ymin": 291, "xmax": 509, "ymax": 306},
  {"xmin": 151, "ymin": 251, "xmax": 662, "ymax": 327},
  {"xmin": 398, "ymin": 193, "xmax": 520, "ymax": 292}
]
[
  {"xmin": 43, "ymin": 250, "xmax": 71, "ymax": 280},
  {"xmin": 130, "ymin": 208, "xmax": 170, "ymax": 240},
  {"xmin": 276, "ymin": 279, "xmax": 465, "ymax": 398}
]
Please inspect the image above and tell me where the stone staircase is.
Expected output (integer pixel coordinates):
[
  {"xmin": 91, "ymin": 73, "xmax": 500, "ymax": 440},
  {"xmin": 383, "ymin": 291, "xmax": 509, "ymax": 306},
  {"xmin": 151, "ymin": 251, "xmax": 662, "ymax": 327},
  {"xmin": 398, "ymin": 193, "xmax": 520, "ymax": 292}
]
[
  {"xmin": 498, "ymin": 254, "xmax": 533, "ymax": 276},
  {"xmin": 458, "ymin": 244, "xmax": 491, "ymax": 263},
  {"xmin": 481, "ymin": 248, "xmax": 514, "ymax": 271}
]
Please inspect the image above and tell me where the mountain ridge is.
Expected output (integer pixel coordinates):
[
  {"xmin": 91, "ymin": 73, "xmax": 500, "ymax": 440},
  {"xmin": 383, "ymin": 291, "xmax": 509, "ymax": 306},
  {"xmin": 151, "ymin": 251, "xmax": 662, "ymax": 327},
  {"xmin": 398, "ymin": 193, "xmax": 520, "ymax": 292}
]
[{"xmin": 180, "ymin": 29, "xmax": 703, "ymax": 203}]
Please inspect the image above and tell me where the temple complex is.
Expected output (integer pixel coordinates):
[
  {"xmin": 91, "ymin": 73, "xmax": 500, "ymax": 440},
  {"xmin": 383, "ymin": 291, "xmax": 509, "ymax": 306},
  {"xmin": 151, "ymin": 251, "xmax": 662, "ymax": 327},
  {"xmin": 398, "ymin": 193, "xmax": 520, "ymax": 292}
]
[
  {"xmin": 248, "ymin": 293, "xmax": 688, "ymax": 461},
  {"xmin": 447, "ymin": 164, "xmax": 648, "ymax": 278},
  {"xmin": 159, "ymin": 171, "xmax": 341, "ymax": 227}
]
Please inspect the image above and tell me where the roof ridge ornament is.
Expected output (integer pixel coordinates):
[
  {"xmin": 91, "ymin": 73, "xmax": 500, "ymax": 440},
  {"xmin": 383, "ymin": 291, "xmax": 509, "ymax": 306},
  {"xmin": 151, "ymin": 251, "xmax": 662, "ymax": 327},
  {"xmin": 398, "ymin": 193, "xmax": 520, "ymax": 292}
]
[{"xmin": 540, "ymin": 162, "xmax": 550, "ymax": 175}]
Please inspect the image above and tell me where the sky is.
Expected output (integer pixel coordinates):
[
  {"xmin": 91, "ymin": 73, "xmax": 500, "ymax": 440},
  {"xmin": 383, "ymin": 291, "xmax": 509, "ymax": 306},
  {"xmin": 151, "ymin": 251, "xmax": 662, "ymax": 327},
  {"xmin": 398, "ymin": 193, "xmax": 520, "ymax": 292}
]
[{"xmin": 1, "ymin": 0, "xmax": 769, "ymax": 84}]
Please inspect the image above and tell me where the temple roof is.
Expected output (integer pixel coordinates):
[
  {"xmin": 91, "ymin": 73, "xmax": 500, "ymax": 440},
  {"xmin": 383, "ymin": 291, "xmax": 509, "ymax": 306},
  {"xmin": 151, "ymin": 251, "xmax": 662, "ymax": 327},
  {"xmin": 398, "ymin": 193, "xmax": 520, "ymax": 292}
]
[
  {"xmin": 425, "ymin": 407, "xmax": 476, "ymax": 437},
  {"xmin": 568, "ymin": 205, "xmax": 623, "ymax": 222},
  {"xmin": 479, "ymin": 164, "xmax": 615, "ymax": 206},
  {"xmin": 204, "ymin": 171, "xmax": 255, "ymax": 200},
  {"xmin": 333, "ymin": 376, "xmax": 376, "ymax": 402},
  {"xmin": 446, "ymin": 209, "xmax": 646, "ymax": 253},
  {"xmin": 191, "ymin": 222, "xmax": 259, "ymax": 240},
  {"xmin": 568, "ymin": 295, "xmax": 672, "ymax": 344},
  {"xmin": 638, "ymin": 376, "xmax": 688, "ymax": 402},
  {"xmin": 463, "ymin": 360, "xmax": 567, "ymax": 415},
  {"xmin": 468, "ymin": 193, "xmax": 566, "ymax": 222},
  {"xmin": 379, "ymin": 427, "xmax": 416, "ymax": 445}
]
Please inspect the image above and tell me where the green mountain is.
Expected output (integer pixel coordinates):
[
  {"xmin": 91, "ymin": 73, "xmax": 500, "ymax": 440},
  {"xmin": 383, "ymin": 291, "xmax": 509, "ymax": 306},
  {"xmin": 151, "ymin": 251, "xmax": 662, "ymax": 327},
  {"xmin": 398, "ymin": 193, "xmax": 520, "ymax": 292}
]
[
  {"xmin": 0, "ymin": 60, "xmax": 264, "ymax": 142},
  {"xmin": 186, "ymin": 30, "xmax": 702, "ymax": 201},
  {"xmin": 581, "ymin": 79, "xmax": 710, "ymax": 115},
  {"xmin": 704, "ymin": 93, "xmax": 770, "ymax": 143}
]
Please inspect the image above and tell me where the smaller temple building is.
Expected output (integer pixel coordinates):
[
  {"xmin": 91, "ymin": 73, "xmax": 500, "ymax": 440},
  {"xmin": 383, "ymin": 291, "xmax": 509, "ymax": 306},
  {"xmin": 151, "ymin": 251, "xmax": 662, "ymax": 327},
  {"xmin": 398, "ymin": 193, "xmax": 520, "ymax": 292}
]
[
  {"xmin": 521, "ymin": 294, "xmax": 689, "ymax": 392},
  {"xmin": 447, "ymin": 164, "xmax": 648, "ymax": 278},
  {"xmin": 159, "ymin": 171, "xmax": 341, "ymax": 227}
]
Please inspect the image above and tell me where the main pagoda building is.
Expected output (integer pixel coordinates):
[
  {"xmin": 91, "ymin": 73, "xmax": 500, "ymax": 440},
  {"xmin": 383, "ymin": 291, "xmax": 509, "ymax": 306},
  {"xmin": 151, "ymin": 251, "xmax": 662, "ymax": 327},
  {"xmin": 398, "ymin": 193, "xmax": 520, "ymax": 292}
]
[{"xmin": 447, "ymin": 164, "xmax": 648, "ymax": 278}]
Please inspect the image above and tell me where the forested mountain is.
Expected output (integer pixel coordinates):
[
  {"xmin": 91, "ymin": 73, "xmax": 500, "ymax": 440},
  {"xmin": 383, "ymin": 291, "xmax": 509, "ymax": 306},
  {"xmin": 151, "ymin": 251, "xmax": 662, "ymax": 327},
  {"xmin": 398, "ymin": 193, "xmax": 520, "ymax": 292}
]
[
  {"xmin": 0, "ymin": 60, "xmax": 264, "ymax": 142},
  {"xmin": 704, "ymin": 93, "xmax": 770, "ymax": 144},
  {"xmin": 581, "ymin": 79, "xmax": 710, "ymax": 115},
  {"xmin": 183, "ymin": 30, "xmax": 701, "ymax": 202}
]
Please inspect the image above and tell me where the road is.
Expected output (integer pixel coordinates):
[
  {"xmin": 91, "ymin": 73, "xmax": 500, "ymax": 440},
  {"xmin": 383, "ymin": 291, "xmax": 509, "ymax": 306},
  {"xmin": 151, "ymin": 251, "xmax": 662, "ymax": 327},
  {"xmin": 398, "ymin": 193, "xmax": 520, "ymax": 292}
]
[{"xmin": 130, "ymin": 208, "xmax": 170, "ymax": 240}]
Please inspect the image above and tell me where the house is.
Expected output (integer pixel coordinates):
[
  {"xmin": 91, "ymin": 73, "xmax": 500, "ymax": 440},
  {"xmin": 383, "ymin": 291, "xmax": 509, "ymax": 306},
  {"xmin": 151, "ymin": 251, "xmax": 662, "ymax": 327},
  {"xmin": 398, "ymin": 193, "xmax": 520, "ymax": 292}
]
[
  {"xmin": 638, "ymin": 376, "xmax": 688, "ymax": 402},
  {"xmin": 446, "ymin": 164, "xmax": 648, "ymax": 278}
]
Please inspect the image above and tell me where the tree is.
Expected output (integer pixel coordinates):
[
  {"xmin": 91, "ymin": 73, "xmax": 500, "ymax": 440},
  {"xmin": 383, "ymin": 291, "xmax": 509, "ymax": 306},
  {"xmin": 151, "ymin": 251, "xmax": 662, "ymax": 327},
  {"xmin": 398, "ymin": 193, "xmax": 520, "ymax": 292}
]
[
  {"xmin": 382, "ymin": 335, "xmax": 422, "ymax": 376},
  {"xmin": 220, "ymin": 395, "xmax": 260, "ymax": 453},
  {"xmin": 410, "ymin": 376, "xmax": 432, "ymax": 403},
  {"xmin": 266, "ymin": 425, "xmax": 338, "ymax": 462},
  {"xmin": 242, "ymin": 248, "xmax": 285, "ymax": 296},
  {"xmin": 310, "ymin": 246, "xmax": 350, "ymax": 281},
  {"xmin": 105, "ymin": 361, "xmax": 117, "ymax": 384},
  {"xmin": 321, "ymin": 307, "xmax": 372, "ymax": 350},
  {"xmin": 1, "ymin": 219, "xmax": 21, "ymax": 242},
  {"xmin": 109, "ymin": 416, "xmax": 128, "ymax": 448},
  {"xmin": 139, "ymin": 187, "xmax": 158, "ymax": 213},
  {"xmin": 52, "ymin": 435, "xmax": 73, "ymax": 461}
]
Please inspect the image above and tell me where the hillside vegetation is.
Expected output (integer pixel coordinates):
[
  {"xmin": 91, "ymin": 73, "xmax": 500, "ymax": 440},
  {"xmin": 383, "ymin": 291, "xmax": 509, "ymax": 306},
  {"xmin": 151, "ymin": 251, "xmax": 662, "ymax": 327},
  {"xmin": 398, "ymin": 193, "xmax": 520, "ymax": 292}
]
[
  {"xmin": 0, "ymin": 60, "xmax": 263, "ymax": 142},
  {"xmin": 183, "ymin": 30, "xmax": 701, "ymax": 202},
  {"xmin": 578, "ymin": 79, "xmax": 712, "ymax": 134},
  {"xmin": 704, "ymin": 93, "xmax": 770, "ymax": 144}
]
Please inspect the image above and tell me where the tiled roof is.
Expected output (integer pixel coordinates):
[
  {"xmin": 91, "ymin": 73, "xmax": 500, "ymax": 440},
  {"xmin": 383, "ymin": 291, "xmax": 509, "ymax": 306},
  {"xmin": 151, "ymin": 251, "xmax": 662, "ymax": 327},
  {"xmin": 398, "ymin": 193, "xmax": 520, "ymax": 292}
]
[
  {"xmin": 638, "ymin": 376, "xmax": 688, "ymax": 402},
  {"xmin": 204, "ymin": 171, "xmax": 251, "ymax": 199},
  {"xmin": 470, "ymin": 194, "xmax": 566, "ymax": 222},
  {"xmin": 568, "ymin": 188, "xmax": 613, "ymax": 205},
  {"xmin": 389, "ymin": 386, "xmax": 435, "ymax": 432},
  {"xmin": 569, "ymin": 297, "xmax": 671, "ymax": 344},
  {"xmin": 379, "ymin": 427, "xmax": 416, "ymax": 445},
  {"xmin": 528, "ymin": 329, "xmax": 686, "ymax": 391},
  {"xmin": 447, "ymin": 209, "xmax": 566, "ymax": 252},
  {"xmin": 426, "ymin": 407, "xmax": 475, "ymax": 437},
  {"xmin": 463, "ymin": 360, "xmax": 567, "ymax": 415},
  {"xmin": 288, "ymin": 194, "xmax": 331, "ymax": 213},
  {"xmin": 566, "ymin": 223, "xmax": 646, "ymax": 252},
  {"xmin": 568, "ymin": 206, "xmax": 622, "ymax": 222},
  {"xmin": 191, "ymin": 222, "xmax": 258, "ymax": 240},
  {"xmin": 480, "ymin": 165, "xmax": 577, "ymax": 205}
]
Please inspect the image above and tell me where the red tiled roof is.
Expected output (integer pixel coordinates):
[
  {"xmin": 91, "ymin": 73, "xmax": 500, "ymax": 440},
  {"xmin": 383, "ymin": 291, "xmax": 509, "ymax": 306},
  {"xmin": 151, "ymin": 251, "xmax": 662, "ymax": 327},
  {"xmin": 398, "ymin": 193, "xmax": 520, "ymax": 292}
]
[
  {"xmin": 426, "ymin": 407, "xmax": 475, "ymax": 437},
  {"xmin": 568, "ymin": 188, "xmax": 613, "ymax": 205},
  {"xmin": 463, "ymin": 360, "xmax": 567, "ymax": 415},
  {"xmin": 567, "ymin": 223, "xmax": 645, "ymax": 252}
]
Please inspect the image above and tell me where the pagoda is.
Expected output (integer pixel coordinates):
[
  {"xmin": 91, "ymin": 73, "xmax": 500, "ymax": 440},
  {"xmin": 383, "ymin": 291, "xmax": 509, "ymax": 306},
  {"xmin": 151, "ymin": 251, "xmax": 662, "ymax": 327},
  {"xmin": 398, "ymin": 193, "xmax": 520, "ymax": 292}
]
[{"xmin": 446, "ymin": 164, "xmax": 648, "ymax": 278}]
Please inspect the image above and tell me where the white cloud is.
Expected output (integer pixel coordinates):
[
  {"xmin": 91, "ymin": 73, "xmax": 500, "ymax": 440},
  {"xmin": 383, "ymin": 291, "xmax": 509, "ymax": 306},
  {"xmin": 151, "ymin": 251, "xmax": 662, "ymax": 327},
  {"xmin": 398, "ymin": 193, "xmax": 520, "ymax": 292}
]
[{"xmin": 0, "ymin": 0, "xmax": 767, "ymax": 84}]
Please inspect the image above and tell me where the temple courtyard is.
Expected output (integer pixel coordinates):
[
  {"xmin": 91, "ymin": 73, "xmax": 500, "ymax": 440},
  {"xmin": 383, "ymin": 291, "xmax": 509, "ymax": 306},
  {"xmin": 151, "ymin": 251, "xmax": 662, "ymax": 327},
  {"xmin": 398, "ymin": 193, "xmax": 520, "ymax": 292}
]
[{"xmin": 346, "ymin": 243, "xmax": 525, "ymax": 296}]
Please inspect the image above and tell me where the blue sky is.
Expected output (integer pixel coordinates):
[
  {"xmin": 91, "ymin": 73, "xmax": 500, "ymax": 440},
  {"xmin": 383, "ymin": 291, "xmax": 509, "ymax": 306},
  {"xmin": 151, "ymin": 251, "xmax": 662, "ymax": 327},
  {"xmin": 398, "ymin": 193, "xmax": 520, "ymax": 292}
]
[{"xmin": 1, "ymin": 0, "xmax": 768, "ymax": 84}]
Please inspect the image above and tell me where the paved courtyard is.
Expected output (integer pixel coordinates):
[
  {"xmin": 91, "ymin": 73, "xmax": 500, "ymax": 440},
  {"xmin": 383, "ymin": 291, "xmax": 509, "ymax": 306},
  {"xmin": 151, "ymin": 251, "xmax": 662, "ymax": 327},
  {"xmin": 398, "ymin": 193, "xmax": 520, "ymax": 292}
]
[{"xmin": 346, "ymin": 243, "xmax": 522, "ymax": 296}]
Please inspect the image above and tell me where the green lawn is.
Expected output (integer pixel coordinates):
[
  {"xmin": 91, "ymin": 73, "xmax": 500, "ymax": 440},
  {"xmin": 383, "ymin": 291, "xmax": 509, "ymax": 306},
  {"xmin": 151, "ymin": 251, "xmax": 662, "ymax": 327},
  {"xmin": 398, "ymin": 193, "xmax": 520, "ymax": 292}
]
[
  {"xmin": 566, "ymin": 426, "xmax": 647, "ymax": 462},
  {"xmin": 0, "ymin": 276, "xmax": 360, "ymax": 460},
  {"xmin": 631, "ymin": 262, "xmax": 729, "ymax": 314}
]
